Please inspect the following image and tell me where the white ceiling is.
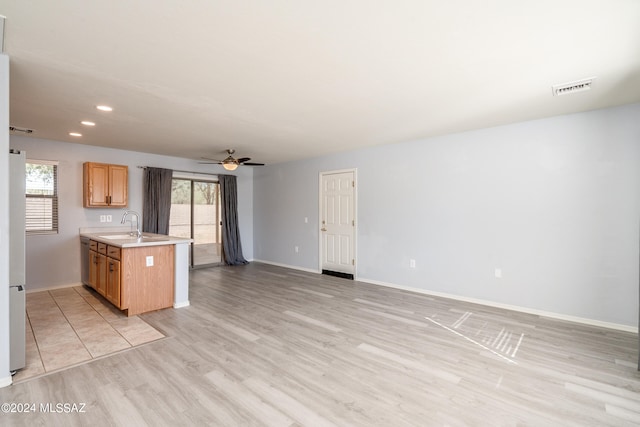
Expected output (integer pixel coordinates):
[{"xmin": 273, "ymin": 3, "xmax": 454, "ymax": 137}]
[{"xmin": 2, "ymin": 0, "xmax": 640, "ymax": 165}]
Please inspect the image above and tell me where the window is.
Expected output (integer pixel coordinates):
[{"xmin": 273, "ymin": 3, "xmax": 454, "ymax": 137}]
[{"xmin": 26, "ymin": 159, "xmax": 59, "ymax": 234}]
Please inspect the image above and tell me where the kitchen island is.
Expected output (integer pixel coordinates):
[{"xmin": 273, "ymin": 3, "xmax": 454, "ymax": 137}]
[{"xmin": 80, "ymin": 229, "xmax": 191, "ymax": 316}]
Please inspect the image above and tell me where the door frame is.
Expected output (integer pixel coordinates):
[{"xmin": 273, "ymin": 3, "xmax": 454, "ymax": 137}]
[
  {"xmin": 170, "ymin": 174, "xmax": 222, "ymax": 269},
  {"xmin": 318, "ymin": 168, "xmax": 358, "ymax": 278}
]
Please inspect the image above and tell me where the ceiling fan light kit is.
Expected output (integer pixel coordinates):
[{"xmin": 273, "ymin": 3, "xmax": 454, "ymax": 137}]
[
  {"xmin": 200, "ymin": 149, "xmax": 265, "ymax": 170},
  {"xmin": 222, "ymin": 158, "xmax": 239, "ymax": 171}
]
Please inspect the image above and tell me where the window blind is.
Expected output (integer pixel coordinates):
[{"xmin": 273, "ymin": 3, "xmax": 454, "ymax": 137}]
[{"xmin": 25, "ymin": 159, "xmax": 59, "ymax": 234}]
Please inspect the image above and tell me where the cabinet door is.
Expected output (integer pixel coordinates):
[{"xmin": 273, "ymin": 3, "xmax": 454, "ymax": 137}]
[
  {"xmin": 83, "ymin": 163, "xmax": 109, "ymax": 207},
  {"xmin": 122, "ymin": 245, "xmax": 174, "ymax": 316},
  {"xmin": 105, "ymin": 258, "xmax": 121, "ymax": 308},
  {"xmin": 108, "ymin": 165, "xmax": 128, "ymax": 207},
  {"xmin": 88, "ymin": 250, "xmax": 98, "ymax": 289},
  {"xmin": 95, "ymin": 253, "xmax": 107, "ymax": 296}
]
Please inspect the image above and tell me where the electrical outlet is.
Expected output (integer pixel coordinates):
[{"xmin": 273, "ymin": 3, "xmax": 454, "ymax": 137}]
[
  {"xmin": 106, "ymin": 215, "xmax": 112, "ymax": 222},
  {"xmin": 295, "ymin": 246, "xmax": 299, "ymax": 253},
  {"xmin": 100, "ymin": 215, "xmax": 106, "ymax": 222},
  {"xmin": 304, "ymin": 217, "xmax": 308, "ymax": 223},
  {"xmin": 146, "ymin": 256, "xmax": 154, "ymax": 267},
  {"xmin": 410, "ymin": 259, "xmax": 416, "ymax": 268},
  {"xmin": 495, "ymin": 268, "xmax": 502, "ymax": 279}
]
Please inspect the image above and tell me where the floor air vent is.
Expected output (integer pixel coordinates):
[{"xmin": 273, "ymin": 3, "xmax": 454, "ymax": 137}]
[
  {"xmin": 322, "ymin": 269, "xmax": 354, "ymax": 280},
  {"xmin": 552, "ymin": 77, "xmax": 596, "ymax": 96}
]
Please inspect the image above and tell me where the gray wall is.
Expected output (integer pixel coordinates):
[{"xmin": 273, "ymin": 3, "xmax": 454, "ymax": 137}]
[
  {"xmin": 254, "ymin": 103, "xmax": 640, "ymax": 327},
  {"xmin": 0, "ymin": 54, "xmax": 11, "ymax": 383},
  {"xmin": 9, "ymin": 104, "xmax": 639, "ymax": 328},
  {"xmin": 9, "ymin": 136, "xmax": 254, "ymax": 291}
]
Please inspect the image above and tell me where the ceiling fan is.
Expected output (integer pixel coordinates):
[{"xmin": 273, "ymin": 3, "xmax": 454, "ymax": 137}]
[{"xmin": 199, "ymin": 149, "xmax": 265, "ymax": 171}]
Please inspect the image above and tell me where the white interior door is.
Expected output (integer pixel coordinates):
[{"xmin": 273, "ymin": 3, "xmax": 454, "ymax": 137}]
[{"xmin": 320, "ymin": 170, "xmax": 356, "ymax": 277}]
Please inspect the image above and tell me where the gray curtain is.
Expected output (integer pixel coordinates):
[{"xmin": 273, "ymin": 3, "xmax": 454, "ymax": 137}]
[
  {"xmin": 142, "ymin": 167, "xmax": 173, "ymax": 235},
  {"xmin": 219, "ymin": 174, "xmax": 248, "ymax": 265}
]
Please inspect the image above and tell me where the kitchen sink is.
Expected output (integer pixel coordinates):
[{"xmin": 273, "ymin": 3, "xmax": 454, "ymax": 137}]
[
  {"xmin": 140, "ymin": 236, "xmax": 169, "ymax": 241},
  {"xmin": 98, "ymin": 234, "xmax": 168, "ymax": 240},
  {"xmin": 98, "ymin": 234, "xmax": 137, "ymax": 239}
]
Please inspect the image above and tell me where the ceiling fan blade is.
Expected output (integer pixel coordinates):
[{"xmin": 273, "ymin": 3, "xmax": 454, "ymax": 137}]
[{"xmin": 199, "ymin": 153, "xmax": 263, "ymax": 166}]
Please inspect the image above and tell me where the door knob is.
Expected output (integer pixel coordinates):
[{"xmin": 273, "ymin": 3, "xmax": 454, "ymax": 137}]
[{"xmin": 321, "ymin": 227, "xmax": 327, "ymax": 232}]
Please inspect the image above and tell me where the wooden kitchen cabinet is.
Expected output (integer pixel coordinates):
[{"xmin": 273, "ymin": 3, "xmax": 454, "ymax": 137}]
[
  {"xmin": 97, "ymin": 252, "xmax": 107, "ymax": 296},
  {"xmin": 104, "ymin": 245, "xmax": 121, "ymax": 307},
  {"xmin": 105, "ymin": 257, "xmax": 121, "ymax": 307},
  {"xmin": 88, "ymin": 240, "xmax": 99, "ymax": 290},
  {"xmin": 83, "ymin": 162, "xmax": 128, "ymax": 208},
  {"xmin": 88, "ymin": 241, "xmax": 112, "ymax": 301},
  {"xmin": 88, "ymin": 250, "xmax": 97, "ymax": 288},
  {"xmin": 88, "ymin": 250, "xmax": 106, "ymax": 296},
  {"xmin": 121, "ymin": 245, "xmax": 174, "ymax": 316},
  {"xmin": 86, "ymin": 239, "xmax": 174, "ymax": 316}
]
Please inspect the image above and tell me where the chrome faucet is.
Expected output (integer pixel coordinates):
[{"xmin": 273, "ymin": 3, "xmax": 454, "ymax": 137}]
[{"xmin": 120, "ymin": 210, "xmax": 142, "ymax": 238}]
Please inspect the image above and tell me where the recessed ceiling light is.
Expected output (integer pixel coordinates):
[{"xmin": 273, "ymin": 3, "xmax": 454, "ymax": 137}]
[
  {"xmin": 81, "ymin": 121, "xmax": 96, "ymax": 126},
  {"xmin": 96, "ymin": 105, "xmax": 113, "ymax": 112},
  {"xmin": 69, "ymin": 132, "xmax": 82, "ymax": 137}
]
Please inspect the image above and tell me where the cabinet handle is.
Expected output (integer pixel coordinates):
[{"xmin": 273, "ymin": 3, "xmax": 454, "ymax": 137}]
[{"xmin": 109, "ymin": 262, "xmax": 114, "ymax": 272}]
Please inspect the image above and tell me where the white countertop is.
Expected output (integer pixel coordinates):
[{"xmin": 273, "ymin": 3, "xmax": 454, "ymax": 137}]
[{"xmin": 80, "ymin": 230, "xmax": 192, "ymax": 248}]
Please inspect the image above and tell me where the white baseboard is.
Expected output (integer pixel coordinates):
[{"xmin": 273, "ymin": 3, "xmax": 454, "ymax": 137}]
[
  {"xmin": 358, "ymin": 276, "xmax": 638, "ymax": 333},
  {"xmin": 0, "ymin": 375, "xmax": 12, "ymax": 388},
  {"xmin": 248, "ymin": 262, "xmax": 636, "ymax": 333},
  {"xmin": 26, "ymin": 282, "xmax": 83, "ymax": 294},
  {"xmin": 41, "ymin": 267, "xmax": 633, "ymax": 333},
  {"xmin": 252, "ymin": 259, "xmax": 320, "ymax": 275}
]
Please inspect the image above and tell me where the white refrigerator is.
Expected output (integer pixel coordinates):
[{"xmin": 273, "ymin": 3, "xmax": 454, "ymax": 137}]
[{"xmin": 9, "ymin": 149, "xmax": 25, "ymax": 372}]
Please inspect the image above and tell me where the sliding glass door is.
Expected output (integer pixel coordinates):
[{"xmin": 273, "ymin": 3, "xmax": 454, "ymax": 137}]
[{"xmin": 169, "ymin": 178, "xmax": 222, "ymax": 268}]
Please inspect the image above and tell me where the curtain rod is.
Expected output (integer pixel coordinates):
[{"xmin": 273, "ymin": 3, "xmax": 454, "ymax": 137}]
[{"xmin": 137, "ymin": 166, "xmax": 218, "ymax": 177}]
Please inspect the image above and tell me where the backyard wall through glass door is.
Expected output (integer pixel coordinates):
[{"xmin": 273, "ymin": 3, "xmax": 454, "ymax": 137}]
[{"xmin": 169, "ymin": 178, "xmax": 222, "ymax": 267}]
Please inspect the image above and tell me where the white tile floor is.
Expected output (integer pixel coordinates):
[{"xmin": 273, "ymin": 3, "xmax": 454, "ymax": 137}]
[{"xmin": 13, "ymin": 285, "xmax": 165, "ymax": 383}]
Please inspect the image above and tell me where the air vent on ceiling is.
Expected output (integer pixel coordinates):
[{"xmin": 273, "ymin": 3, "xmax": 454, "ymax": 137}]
[
  {"xmin": 552, "ymin": 77, "xmax": 596, "ymax": 96},
  {"xmin": 9, "ymin": 126, "xmax": 34, "ymax": 134}
]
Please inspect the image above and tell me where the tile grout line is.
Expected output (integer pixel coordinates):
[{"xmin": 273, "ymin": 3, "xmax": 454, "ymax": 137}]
[
  {"xmin": 73, "ymin": 285, "xmax": 163, "ymax": 348},
  {"xmin": 24, "ymin": 309, "xmax": 45, "ymax": 373},
  {"xmin": 48, "ymin": 290, "xmax": 95, "ymax": 360},
  {"xmin": 71, "ymin": 286, "xmax": 137, "ymax": 348},
  {"xmin": 16, "ymin": 286, "xmax": 167, "ymax": 383}
]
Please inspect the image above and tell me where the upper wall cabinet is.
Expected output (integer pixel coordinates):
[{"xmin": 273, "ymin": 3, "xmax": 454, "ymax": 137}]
[{"xmin": 83, "ymin": 162, "xmax": 128, "ymax": 208}]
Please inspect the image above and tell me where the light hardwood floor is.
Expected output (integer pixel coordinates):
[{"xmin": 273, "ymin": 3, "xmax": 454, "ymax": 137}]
[{"xmin": 1, "ymin": 262, "xmax": 639, "ymax": 426}]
